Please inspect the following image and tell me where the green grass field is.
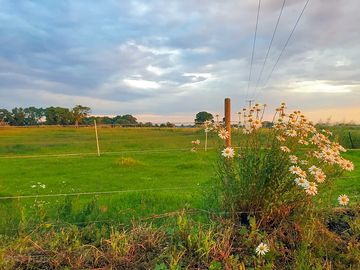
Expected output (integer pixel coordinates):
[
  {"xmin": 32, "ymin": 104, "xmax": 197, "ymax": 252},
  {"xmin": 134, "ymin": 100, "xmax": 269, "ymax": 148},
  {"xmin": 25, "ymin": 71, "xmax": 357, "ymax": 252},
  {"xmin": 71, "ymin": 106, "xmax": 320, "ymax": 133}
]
[{"xmin": 0, "ymin": 126, "xmax": 359, "ymax": 234}]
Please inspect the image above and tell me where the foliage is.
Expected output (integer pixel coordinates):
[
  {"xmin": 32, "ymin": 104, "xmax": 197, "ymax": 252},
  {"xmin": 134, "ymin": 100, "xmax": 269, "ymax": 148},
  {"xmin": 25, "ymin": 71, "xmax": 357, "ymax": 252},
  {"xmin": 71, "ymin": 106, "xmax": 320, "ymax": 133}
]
[
  {"xmin": 207, "ymin": 103, "xmax": 354, "ymax": 223},
  {"xmin": 0, "ymin": 206, "xmax": 359, "ymax": 269},
  {"xmin": 195, "ymin": 111, "xmax": 214, "ymax": 124},
  {"xmin": 72, "ymin": 105, "xmax": 91, "ymax": 126}
]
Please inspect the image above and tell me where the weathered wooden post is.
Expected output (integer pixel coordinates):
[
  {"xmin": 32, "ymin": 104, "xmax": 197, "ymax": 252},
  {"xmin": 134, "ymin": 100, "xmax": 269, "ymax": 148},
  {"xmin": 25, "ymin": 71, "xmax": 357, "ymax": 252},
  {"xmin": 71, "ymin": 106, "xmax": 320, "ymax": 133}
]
[{"xmin": 224, "ymin": 98, "xmax": 231, "ymax": 147}]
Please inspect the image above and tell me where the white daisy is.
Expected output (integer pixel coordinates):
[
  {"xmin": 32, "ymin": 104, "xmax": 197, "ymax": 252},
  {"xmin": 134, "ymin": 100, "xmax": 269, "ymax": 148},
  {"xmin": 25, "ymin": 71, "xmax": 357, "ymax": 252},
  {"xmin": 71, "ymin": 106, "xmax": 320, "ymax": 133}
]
[
  {"xmin": 280, "ymin": 146, "xmax": 291, "ymax": 153},
  {"xmin": 286, "ymin": 129, "xmax": 297, "ymax": 137},
  {"xmin": 289, "ymin": 155, "xmax": 298, "ymax": 164},
  {"xmin": 305, "ymin": 182, "xmax": 318, "ymax": 196},
  {"xmin": 255, "ymin": 242, "xmax": 269, "ymax": 256},
  {"xmin": 314, "ymin": 172, "xmax": 326, "ymax": 183},
  {"xmin": 338, "ymin": 194, "xmax": 349, "ymax": 206},
  {"xmin": 221, "ymin": 147, "xmax": 235, "ymax": 158},
  {"xmin": 218, "ymin": 129, "xmax": 229, "ymax": 139},
  {"xmin": 295, "ymin": 178, "xmax": 309, "ymax": 188}
]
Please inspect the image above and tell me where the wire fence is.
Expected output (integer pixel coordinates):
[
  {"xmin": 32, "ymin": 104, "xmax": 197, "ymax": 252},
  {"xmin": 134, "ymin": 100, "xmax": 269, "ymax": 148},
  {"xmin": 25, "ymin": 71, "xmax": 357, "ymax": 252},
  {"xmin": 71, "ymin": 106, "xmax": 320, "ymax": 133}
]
[
  {"xmin": 0, "ymin": 186, "xmax": 202, "ymax": 200},
  {"xmin": 0, "ymin": 174, "xmax": 358, "ymax": 201},
  {"xmin": 0, "ymin": 122, "xmax": 358, "ymax": 238}
]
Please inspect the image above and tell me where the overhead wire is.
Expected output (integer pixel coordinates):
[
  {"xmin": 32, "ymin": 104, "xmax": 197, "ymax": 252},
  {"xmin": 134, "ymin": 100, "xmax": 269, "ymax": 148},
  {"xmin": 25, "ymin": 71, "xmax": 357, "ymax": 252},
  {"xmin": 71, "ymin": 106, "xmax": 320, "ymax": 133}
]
[
  {"xmin": 255, "ymin": 0, "xmax": 311, "ymax": 99},
  {"xmin": 245, "ymin": 0, "xmax": 262, "ymax": 103},
  {"xmin": 252, "ymin": 0, "xmax": 287, "ymax": 100}
]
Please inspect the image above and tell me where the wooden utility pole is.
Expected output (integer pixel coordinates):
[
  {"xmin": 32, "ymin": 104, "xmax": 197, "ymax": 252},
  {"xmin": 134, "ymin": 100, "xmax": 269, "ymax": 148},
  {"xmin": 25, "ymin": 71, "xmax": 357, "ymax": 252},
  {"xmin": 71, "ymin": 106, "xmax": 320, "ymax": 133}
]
[
  {"xmin": 224, "ymin": 98, "xmax": 231, "ymax": 147},
  {"xmin": 246, "ymin": 99, "xmax": 255, "ymax": 109}
]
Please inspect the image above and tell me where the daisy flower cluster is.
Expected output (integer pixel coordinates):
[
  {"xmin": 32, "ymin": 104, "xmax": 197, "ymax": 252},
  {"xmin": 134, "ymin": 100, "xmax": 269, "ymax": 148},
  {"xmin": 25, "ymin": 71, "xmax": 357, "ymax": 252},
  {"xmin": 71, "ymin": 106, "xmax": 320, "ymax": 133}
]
[
  {"xmin": 197, "ymin": 102, "xmax": 354, "ymax": 205},
  {"xmin": 272, "ymin": 103, "xmax": 354, "ymax": 198},
  {"xmin": 238, "ymin": 103, "xmax": 266, "ymax": 134}
]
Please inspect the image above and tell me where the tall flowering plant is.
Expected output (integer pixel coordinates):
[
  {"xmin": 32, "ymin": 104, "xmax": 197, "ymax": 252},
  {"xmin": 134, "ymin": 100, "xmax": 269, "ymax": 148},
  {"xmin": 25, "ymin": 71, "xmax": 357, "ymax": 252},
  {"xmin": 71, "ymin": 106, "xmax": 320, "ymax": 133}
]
[{"xmin": 207, "ymin": 103, "xmax": 354, "ymax": 223}]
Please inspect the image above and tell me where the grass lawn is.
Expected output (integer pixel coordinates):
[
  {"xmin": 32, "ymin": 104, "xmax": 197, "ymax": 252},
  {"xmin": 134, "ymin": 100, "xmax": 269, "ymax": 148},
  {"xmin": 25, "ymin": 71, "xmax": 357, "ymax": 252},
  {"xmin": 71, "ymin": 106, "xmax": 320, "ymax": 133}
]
[{"xmin": 0, "ymin": 126, "xmax": 358, "ymax": 234}]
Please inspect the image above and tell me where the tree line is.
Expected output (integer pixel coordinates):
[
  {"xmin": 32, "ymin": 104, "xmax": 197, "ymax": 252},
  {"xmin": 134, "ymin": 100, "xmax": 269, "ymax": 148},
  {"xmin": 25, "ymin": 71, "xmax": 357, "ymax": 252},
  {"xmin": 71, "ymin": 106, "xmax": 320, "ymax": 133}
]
[
  {"xmin": 0, "ymin": 105, "xmax": 179, "ymax": 127},
  {"xmin": 0, "ymin": 105, "xmax": 139, "ymax": 126}
]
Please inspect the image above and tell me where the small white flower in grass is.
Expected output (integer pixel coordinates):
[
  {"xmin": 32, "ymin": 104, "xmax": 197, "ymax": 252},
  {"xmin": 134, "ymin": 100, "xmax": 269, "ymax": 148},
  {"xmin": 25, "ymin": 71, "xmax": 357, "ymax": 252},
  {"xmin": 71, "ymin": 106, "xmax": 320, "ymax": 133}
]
[
  {"xmin": 305, "ymin": 182, "xmax": 318, "ymax": 195},
  {"xmin": 289, "ymin": 166, "xmax": 301, "ymax": 174},
  {"xmin": 314, "ymin": 172, "xmax": 326, "ymax": 183},
  {"xmin": 31, "ymin": 185, "xmax": 36, "ymax": 188},
  {"xmin": 289, "ymin": 155, "xmax": 298, "ymax": 164},
  {"xmin": 298, "ymin": 139, "xmax": 309, "ymax": 145},
  {"xmin": 276, "ymin": 135, "xmax": 286, "ymax": 142},
  {"xmin": 298, "ymin": 170, "xmax": 307, "ymax": 178},
  {"xmin": 194, "ymin": 139, "xmax": 200, "ymax": 145},
  {"xmin": 280, "ymin": 146, "xmax": 291, "ymax": 153},
  {"xmin": 286, "ymin": 129, "xmax": 297, "ymax": 137},
  {"xmin": 256, "ymin": 242, "xmax": 269, "ymax": 256},
  {"xmin": 243, "ymin": 128, "xmax": 252, "ymax": 134},
  {"xmin": 341, "ymin": 160, "xmax": 354, "ymax": 171},
  {"xmin": 295, "ymin": 178, "xmax": 309, "ymax": 188},
  {"xmin": 40, "ymin": 184, "xmax": 46, "ymax": 189},
  {"xmin": 309, "ymin": 165, "xmax": 321, "ymax": 175},
  {"xmin": 338, "ymin": 194, "xmax": 349, "ymax": 206},
  {"xmin": 218, "ymin": 129, "xmax": 229, "ymax": 139},
  {"xmin": 222, "ymin": 147, "xmax": 235, "ymax": 158},
  {"xmin": 300, "ymin": 160, "xmax": 308, "ymax": 165}
]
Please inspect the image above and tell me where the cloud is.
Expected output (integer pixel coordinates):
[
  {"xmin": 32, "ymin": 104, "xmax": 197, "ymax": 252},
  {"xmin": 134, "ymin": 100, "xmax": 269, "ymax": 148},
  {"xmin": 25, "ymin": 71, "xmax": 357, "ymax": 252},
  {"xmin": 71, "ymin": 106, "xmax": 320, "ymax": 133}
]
[
  {"xmin": 0, "ymin": 0, "xmax": 359, "ymax": 123},
  {"xmin": 290, "ymin": 81, "xmax": 353, "ymax": 94},
  {"xmin": 123, "ymin": 78, "xmax": 161, "ymax": 89}
]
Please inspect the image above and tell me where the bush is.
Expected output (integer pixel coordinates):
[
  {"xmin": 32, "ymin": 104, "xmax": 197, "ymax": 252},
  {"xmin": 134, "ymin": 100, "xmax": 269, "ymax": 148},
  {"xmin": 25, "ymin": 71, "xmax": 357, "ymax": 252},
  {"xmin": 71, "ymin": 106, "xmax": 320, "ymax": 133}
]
[{"xmin": 207, "ymin": 103, "xmax": 353, "ymax": 224}]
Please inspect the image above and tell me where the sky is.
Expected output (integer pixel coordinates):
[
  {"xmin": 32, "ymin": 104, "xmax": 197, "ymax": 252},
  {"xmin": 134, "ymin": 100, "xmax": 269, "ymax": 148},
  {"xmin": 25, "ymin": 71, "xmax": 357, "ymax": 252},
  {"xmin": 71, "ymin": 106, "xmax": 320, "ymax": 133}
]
[{"xmin": 0, "ymin": 0, "xmax": 359, "ymax": 123}]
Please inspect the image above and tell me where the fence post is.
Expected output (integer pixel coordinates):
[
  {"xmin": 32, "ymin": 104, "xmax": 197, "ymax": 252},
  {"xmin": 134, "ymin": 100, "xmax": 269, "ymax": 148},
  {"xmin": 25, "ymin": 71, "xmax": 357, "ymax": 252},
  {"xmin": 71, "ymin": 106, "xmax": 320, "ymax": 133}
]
[
  {"xmin": 348, "ymin": 132, "xmax": 355, "ymax": 149},
  {"xmin": 225, "ymin": 98, "xmax": 231, "ymax": 147},
  {"xmin": 205, "ymin": 130, "xmax": 208, "ymax": 151},
  {"xmin": 94, "ymin": 120, "xmax": 100, "ymax": 156}
]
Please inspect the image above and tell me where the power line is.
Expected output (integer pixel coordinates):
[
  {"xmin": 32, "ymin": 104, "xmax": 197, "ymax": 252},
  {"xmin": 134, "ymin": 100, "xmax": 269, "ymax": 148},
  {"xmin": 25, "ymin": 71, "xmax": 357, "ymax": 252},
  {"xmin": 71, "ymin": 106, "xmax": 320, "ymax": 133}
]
[
  {"xmin": 245, "ymin": 0, "xmax": 262, "ymax": 101},
  {"xmin": 256, "ymin": 0, "xmax": 311, "ymax": 99},
  {"xmin": 252, "ymin": 0, "xmax": 287, "ymax": 100}
]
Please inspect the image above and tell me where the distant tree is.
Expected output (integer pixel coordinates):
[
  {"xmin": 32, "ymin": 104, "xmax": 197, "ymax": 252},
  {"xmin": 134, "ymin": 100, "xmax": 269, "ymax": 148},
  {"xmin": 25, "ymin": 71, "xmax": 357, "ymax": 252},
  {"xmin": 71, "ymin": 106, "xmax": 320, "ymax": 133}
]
[
  {"xmin": 72, "ymin": 105, "xmax": 91, "ymax": 126},
  {"xmin": 11, "ymin": 107, "xmax": 26, "ymax": 126},
  {"xmin": 0, "ymin": 109, "xmax": 11, "ymax": 125},
  {"xmin": 113, "ymin": 114, "xmax": 138, "ymax": 125},
  {"xmin": 45, "ymin": 107, "xmax": 73, "ymax": 125},
  {"xmin": 143, "ymin": 122, "xmax": 153, "ymax": 127},
  {"xmin": 101, "ymin": 117, "xmax": 114, "ymax": 125},
  {"xmin": 166, "ymin": 122, "xmax": 175, "ymax": 127},
  {"xmin": 195, "ymin": 111, "xmax": 213, "ymax": 124},
  {"xmin": 24, "ymin": 107, "xmax": 45, "ymax": 125}
]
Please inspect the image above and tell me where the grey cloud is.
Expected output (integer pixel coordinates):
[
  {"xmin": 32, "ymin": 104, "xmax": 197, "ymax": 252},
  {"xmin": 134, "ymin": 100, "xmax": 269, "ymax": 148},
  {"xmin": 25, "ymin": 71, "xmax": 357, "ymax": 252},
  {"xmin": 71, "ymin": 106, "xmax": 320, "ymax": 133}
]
[{"xmin": 0, "ymin": 0, "xmax": 358, "ymax": 120}]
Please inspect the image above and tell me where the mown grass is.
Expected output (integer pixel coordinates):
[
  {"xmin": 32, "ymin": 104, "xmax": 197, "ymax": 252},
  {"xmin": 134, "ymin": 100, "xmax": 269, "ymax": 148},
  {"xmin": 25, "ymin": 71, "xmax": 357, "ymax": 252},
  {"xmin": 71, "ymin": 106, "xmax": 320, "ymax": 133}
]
[{"xmin": 0, "ymin": 126, "xmax": 359, "ymax": 235}]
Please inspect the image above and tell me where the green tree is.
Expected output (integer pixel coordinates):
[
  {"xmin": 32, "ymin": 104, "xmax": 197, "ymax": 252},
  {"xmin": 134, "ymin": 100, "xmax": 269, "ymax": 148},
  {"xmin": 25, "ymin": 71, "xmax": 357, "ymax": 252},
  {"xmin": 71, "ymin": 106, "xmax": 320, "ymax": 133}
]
[
  {"xmin": 11, "ymin": 107, "xmax": 26, "ymax": 126},
  {"xmin": 195, "ymin": 111, "xmax": 213, "ymax": 124},
  {"xmin": 72, "ymin": 105, "xmax": 91, "ymax": 126},
  {"xmin": 45, "ymin": 107, "xmax": 73, "ymax": 125},
  {"xmin": 24, "ymin": 107, "xmax": 45, "ymax": 125},
  {"xmin": 0, "ymin": 109, "xmax": 11, "ymax": 125},
  {"xmin": 113, "ymin": 114, "xmax": 138, "ymax": 125}
]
